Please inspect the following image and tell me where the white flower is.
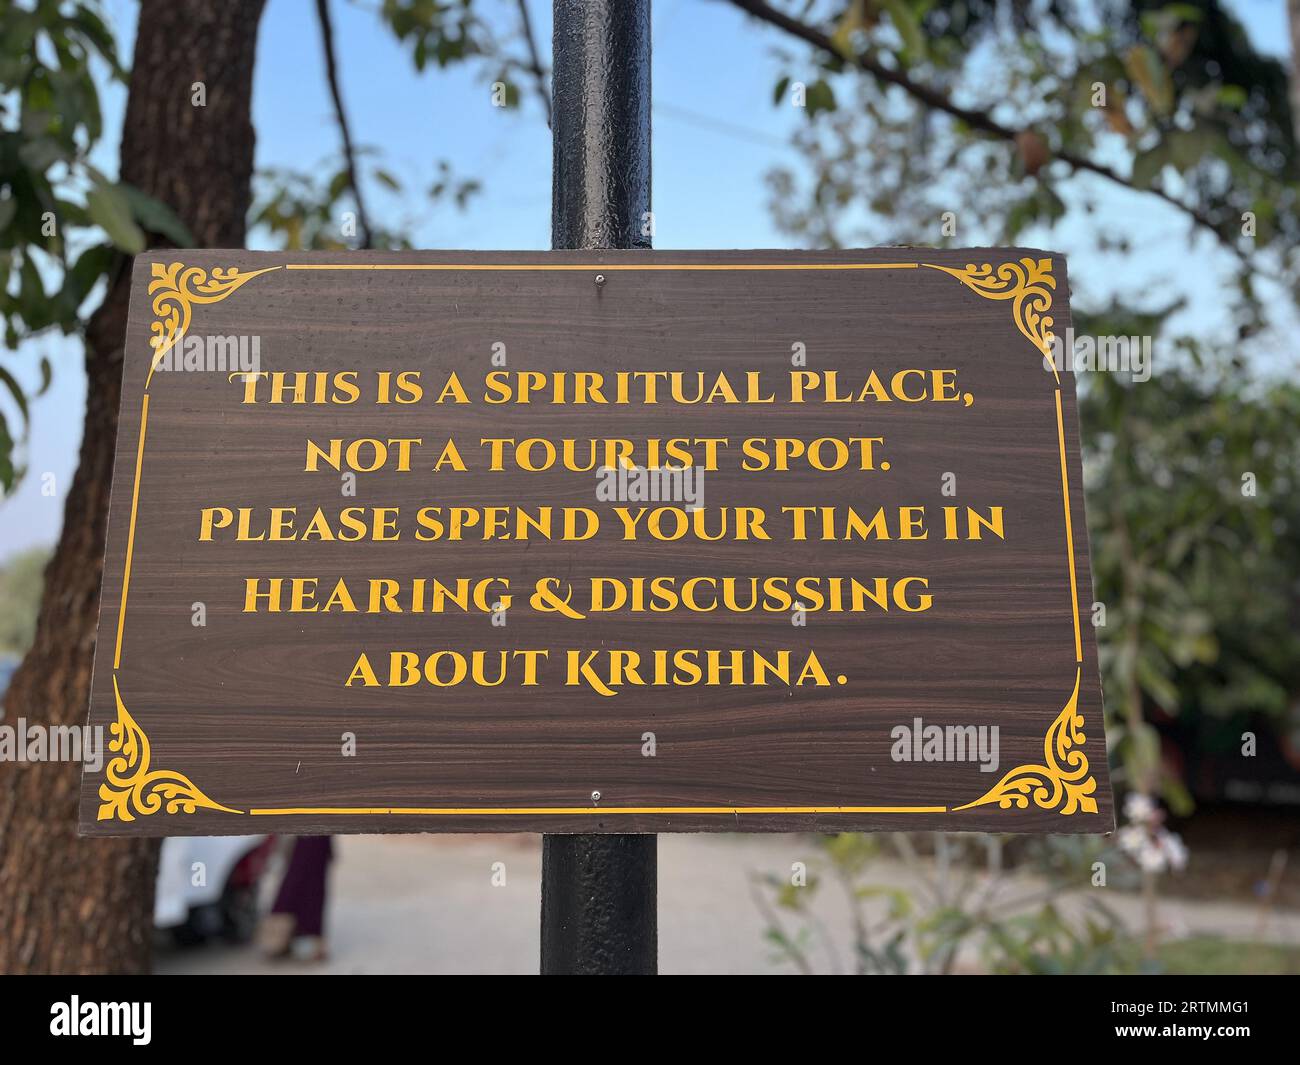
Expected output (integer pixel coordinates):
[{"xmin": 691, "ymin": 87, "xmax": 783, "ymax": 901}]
[
  {"xmin": 1136, "ymin": 840, "xmax": 1167, "ymax": 873},
  {"xmin": 1117, "ymin": 796, "xmax": 1189, "ymax": 875},
  {"xmin": 1117, "ymin": 825, "xmax": 1146, "ymax": 855},
  {"xmin": 1158, "ymin": 830, "xmax": 1188, "ymax": 872},
  {"xmin": 1124, "ymin": 792, "xmax": 1158, "ymax": 824}
]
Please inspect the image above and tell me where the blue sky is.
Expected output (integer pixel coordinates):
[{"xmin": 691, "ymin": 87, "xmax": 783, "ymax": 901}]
[{"xmin": 0, "ymin": 0, "xmax": 1293, "ymax": 558}]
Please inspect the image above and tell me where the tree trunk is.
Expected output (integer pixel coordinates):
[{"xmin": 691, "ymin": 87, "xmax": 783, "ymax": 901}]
[{"xmin": 0, "ymin": 0, "xmax": 266, "ymax": 974}]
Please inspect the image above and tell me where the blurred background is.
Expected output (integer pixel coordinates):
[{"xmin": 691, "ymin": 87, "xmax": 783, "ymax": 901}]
[{"xmin": 0, "ymin": 0, "xmax": 1297, "ymax": 974}]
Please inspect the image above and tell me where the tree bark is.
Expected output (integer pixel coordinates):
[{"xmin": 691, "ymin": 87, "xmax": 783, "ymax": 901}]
[{"xmin": 0, "ymin": 0, "xmax": 266, "ymax": 974}]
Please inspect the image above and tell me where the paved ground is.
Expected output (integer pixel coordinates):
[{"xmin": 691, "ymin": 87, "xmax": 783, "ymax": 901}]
[{"xmin": 155, "ymin": 833, "xmax": 1300, "ymax": 975}]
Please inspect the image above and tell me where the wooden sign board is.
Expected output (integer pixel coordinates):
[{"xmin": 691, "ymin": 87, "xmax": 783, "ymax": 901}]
[{"xmin": 80, "ymin": 249, "xmax": 1113, "ymax": 835}]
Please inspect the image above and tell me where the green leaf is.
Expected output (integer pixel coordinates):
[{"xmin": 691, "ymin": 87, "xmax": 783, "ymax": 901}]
[
  {"xmin": 327, "ymin": 169, "xmax": 351, "ymax": 203},
  {"xmin": 86, "ymin": 179, "xmax": 145, "ymax": 253},
  {"xmin": 1216, "ymin": 84, "xmax": 1247, "ymax": 109},
  {"xmin": 1136, "ymin": 652, "xmax": 1180, "ymax": 711},
  {"xmin": 59, "ymin": 241, "xmax": 113, "ymax": 315},
  {"xmin": 17, "ymin": 137, "xmax": 68, "ymax": 171},
  {"xmin": 804, "ymin": 79, "xmax": 837, "ymax": 118},
  {"xmin": 829, "ymin": 0, "xmax": 869, "ymax": 59},
  {"xmin": 1130, "ymin": 140, "xmax": 1171, "ymax": 188},
  {"xmin": 1160, "ymin": 775, "xmax": 1195, "ymax": 817},
  {"xmin": 0, "ymin": 417, "xmax": 15, "ymax": 496},
  {"xmin": 120, "ymin": 183, "xmax": 193, "ymax": 246},
  {"xmin": 0, "ymin": 365, "xmax": 30, "ymax": 432},
  {"xmin": 881, "ymin": 0, "xmax": 926, "ymax": 61},
  {"xmin": 1123, "ymin": 45, "xmax": 1173, "ymax": 117}
]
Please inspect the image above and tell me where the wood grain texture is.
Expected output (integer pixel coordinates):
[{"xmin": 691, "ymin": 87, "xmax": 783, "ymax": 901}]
[{"xmin": 80, "ymin": 248, "xmax": 1113, "ymax": 835}]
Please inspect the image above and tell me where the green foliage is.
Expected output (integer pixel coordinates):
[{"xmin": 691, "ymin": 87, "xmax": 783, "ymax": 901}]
[
  {"xmin": 766, "ymin": 0, "xmax": 1299, "ymax": 305},
  {"xmin": 763, "ymin": 2, "xmax": 1300, "ymax": 804},
  {"xmin": 0, "ymin": 545, "xmax": 50, "ymax": 654},
  {"xmin": 377, "ymin": 0, "xmax": 549, "ymax": 119},
  {"xmin": 253, "ymin": 161, "xmax": 399, "ymax": 252},
  {"xmin": 251, "ymin": 155, "xmax": 480, "ymax": 250},
  {"xmin": 976, "ymin": 904, "xmax": 1147, "ymax": 974},
  {"xmin": 752, "ymin": 832, "xmax": 1146, "ymax": 974},
  {"xmin": 1, "ymin": 0, "xmax": 517, "ymax": 496},
  {"xmin": 0, "ymin": 0, "xmax": 192, "ymax": 495},
  {"xmin": 428, "ymin": 159, "xmax": 482, "ymax": 210},
  {"xmin": 379, "ymin": 0, "xmax": 487, "ymax": 71},
  {"xmin": 1158, "ymin": 935, "xmax": 1300, "ymax": 974},
  {"xmin": 1077, "ymin": 327, "xmax": 1300, "ymax": 800}
]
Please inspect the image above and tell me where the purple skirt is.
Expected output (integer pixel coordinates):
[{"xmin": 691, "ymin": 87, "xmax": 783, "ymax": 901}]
[{"xmin": 270, "ymin": 836, "xmax": 333, "ymax": 937}]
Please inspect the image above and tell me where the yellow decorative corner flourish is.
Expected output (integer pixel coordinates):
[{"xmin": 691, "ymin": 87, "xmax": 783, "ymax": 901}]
[
  {"xmin": 954, "ymin": 669, "xmax": 1098, "ymax": 815},
  {"xmin": 924, "ymin": 257, "xmax": 1058, "ymax": 378},
  {"xmin": 145, "ymin": 262, "xmax": 280, "ymax": 388},
  {"xmin": 97, "ymin": 676, "xmax": 240, "ymax": 822},
  {"xmin": 924, "ymin": 255, "xmax": 1099, "ymax": 815}
]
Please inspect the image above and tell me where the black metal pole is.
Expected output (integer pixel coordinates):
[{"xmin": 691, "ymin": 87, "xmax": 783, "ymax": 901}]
[
  {"xmin": 550, "ymin": 0, "xmax": 652, "ymax": 251},
  {"xmin": 542, "ymin": 0, "xmax": 656, "ymax": 976}
]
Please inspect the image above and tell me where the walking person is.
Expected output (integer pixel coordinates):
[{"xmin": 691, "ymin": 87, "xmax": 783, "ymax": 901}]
[{"xmin": 259, "ymin": 836, "xmax": 334, "ymax": 962}]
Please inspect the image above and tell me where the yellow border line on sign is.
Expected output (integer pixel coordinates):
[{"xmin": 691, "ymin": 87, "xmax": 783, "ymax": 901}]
[
  {"xmin": 248, "ymin": 805, "xmax": 949, "ymax": 815},
  {"xmin": 113, "ymin": 392, "xmax": 150, "ymax": 670},
  {"xmin": 284, "ymin": 262, "xmax": 922, "ymax": 271},
  {"xmin": 101, "ymin": 256, "xmax": 1098, "ymax": 822},
  {"xmin": 1055, "ymin": 389, "xmax": 1083, "ymax": 664}
]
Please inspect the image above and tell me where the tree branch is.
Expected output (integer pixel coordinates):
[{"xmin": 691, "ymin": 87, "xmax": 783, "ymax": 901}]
[
  {"xmin": 316, "ymin": 0, "xmax": 373, "ymax": 249},
  {"xmin": 515, "ymin": 0, "xmax": 552, "ymax": 128},
  {"xmin": 724, "ymin": 0, "xmax": 1237, "ymax": 254}
]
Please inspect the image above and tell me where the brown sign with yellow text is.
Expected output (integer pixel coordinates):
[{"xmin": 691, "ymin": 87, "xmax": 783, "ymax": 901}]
[{"xmin": 80, "ymin": 249, "xmax": 1112, "ymax": 835}]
